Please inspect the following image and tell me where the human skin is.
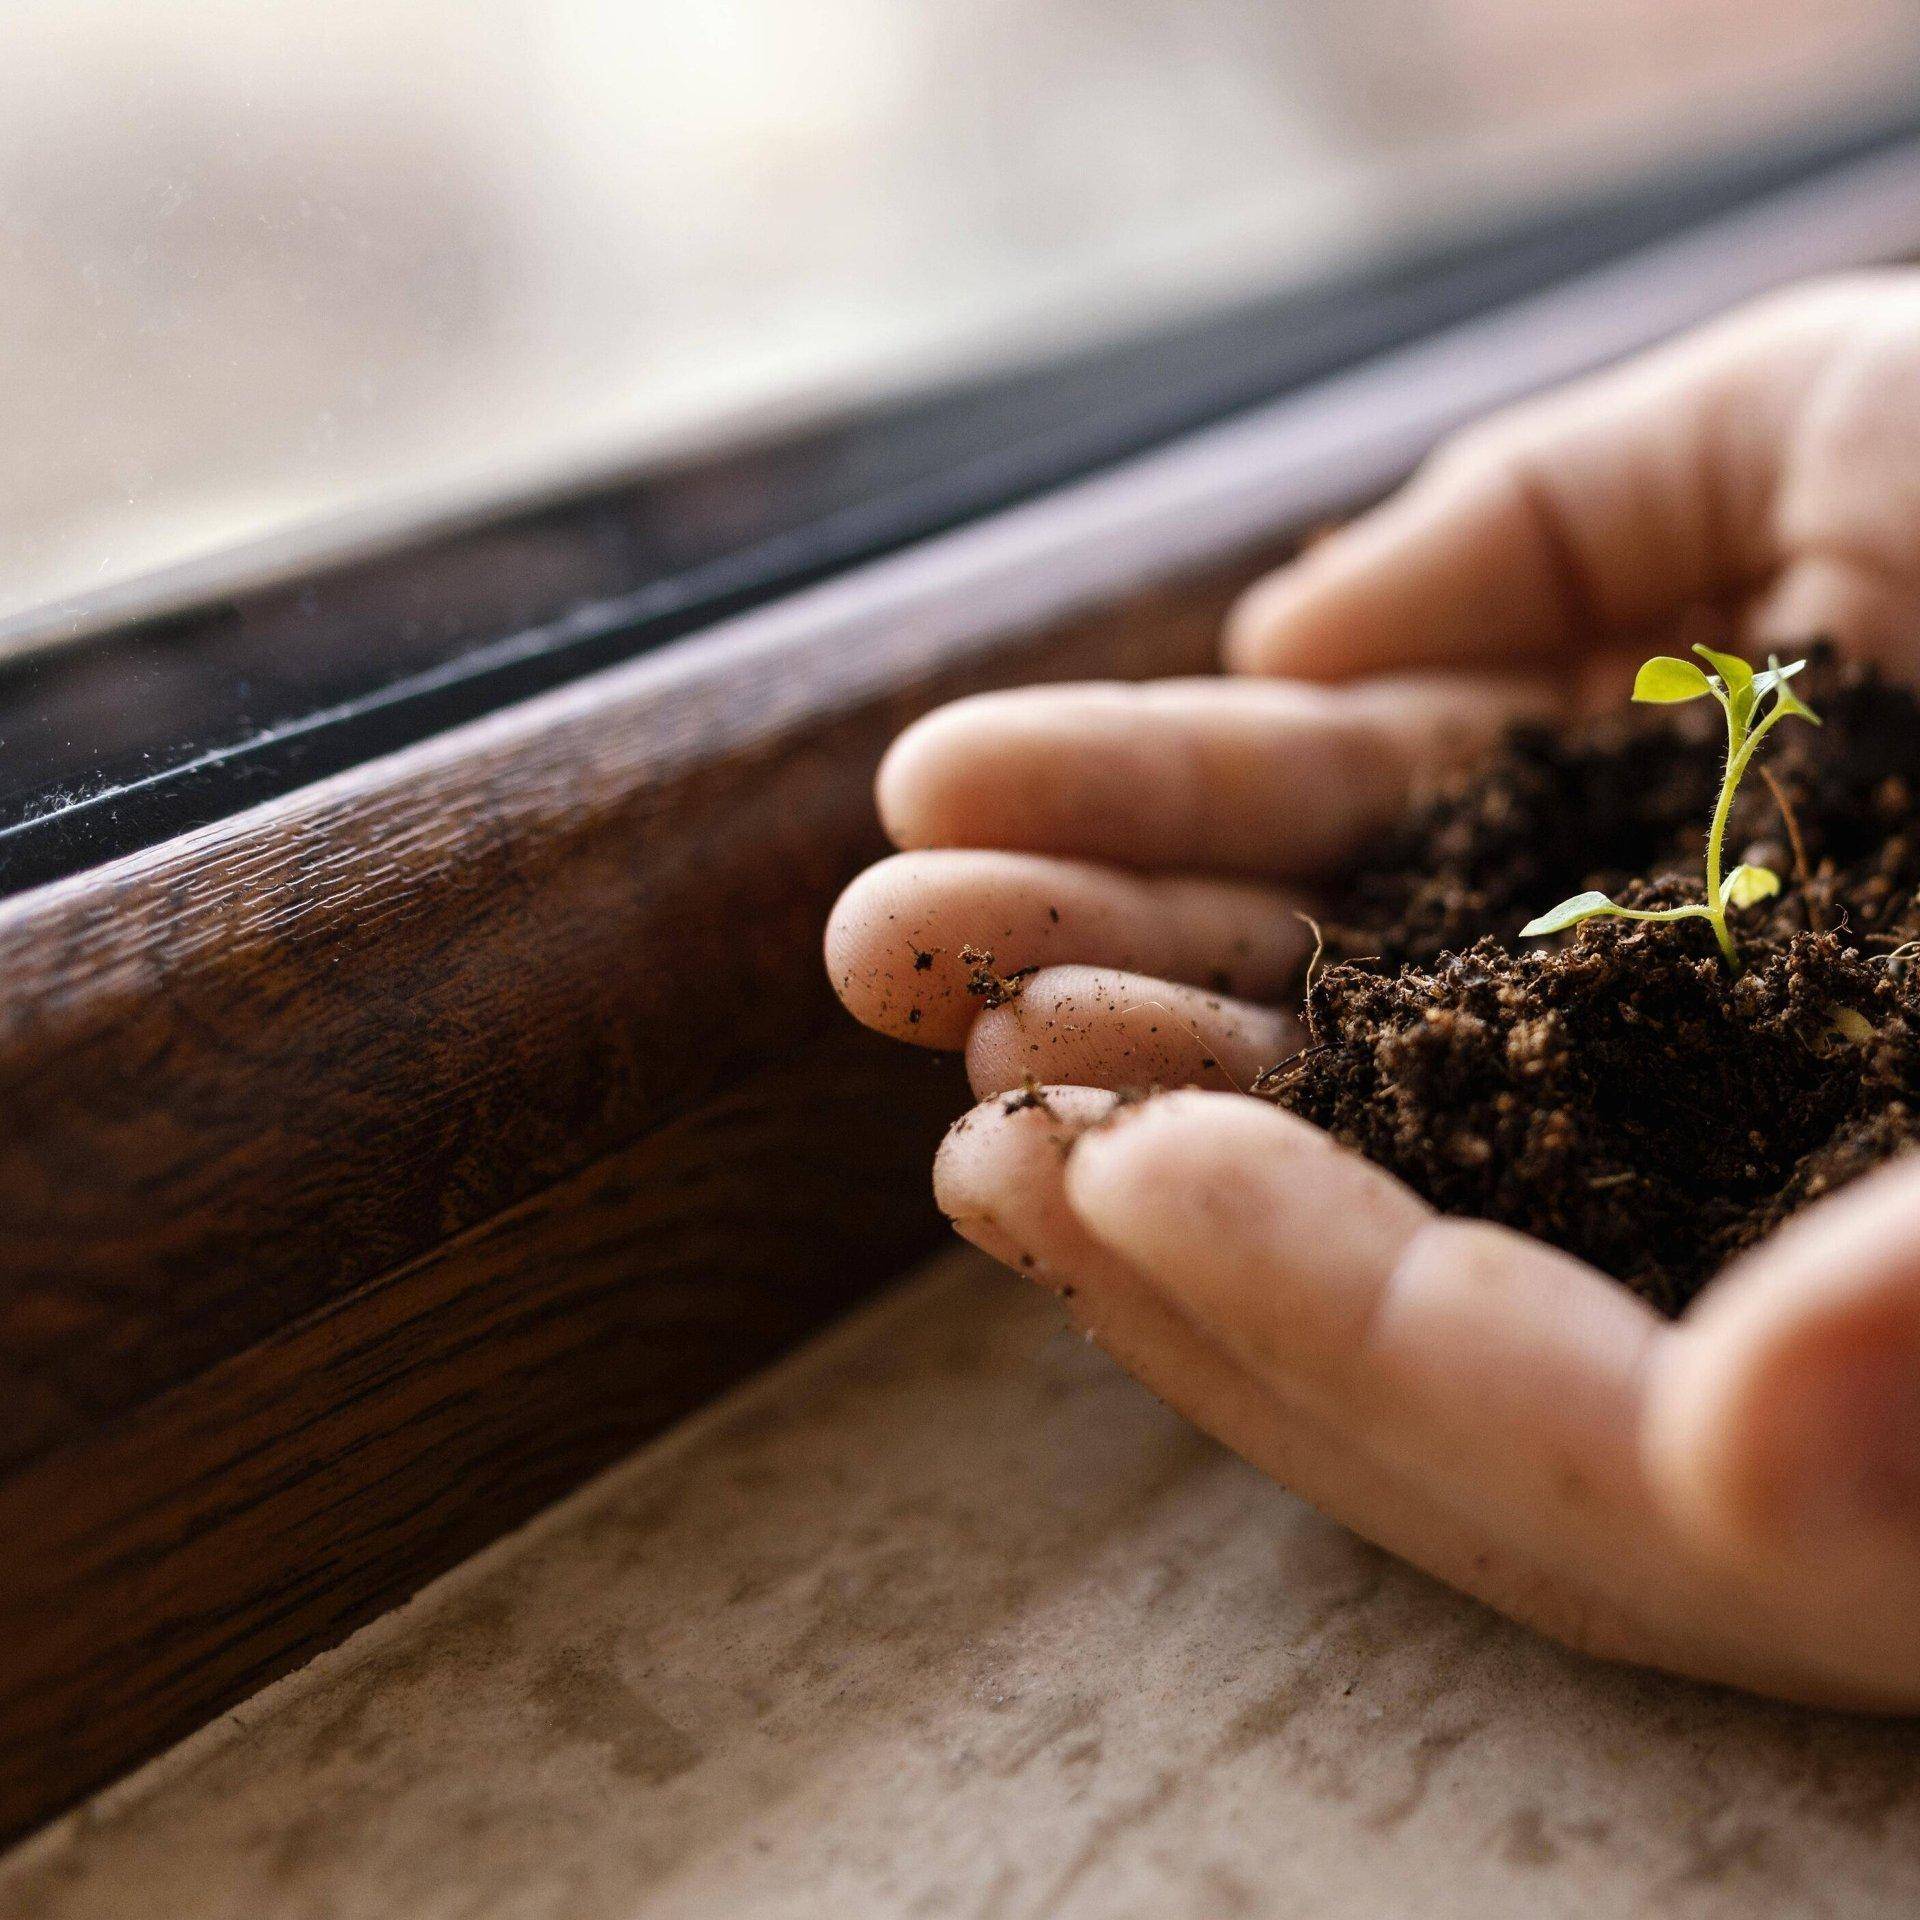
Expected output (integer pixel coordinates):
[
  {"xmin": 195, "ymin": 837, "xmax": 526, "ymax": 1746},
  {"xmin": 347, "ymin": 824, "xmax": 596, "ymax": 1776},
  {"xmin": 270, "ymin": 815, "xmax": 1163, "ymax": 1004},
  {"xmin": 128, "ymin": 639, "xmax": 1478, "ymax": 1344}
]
[{"xmin": 825, "ymin": 274, "xmax": 1920, "ymax": 1706}]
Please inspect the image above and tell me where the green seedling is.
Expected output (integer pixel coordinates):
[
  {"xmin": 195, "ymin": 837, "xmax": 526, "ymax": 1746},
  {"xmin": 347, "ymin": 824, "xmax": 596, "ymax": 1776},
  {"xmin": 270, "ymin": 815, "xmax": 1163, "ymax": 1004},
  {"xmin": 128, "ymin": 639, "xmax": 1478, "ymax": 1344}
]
[{"xmin": 1522, "ymin": 646, "xmax": 1819, "ymax": 969}]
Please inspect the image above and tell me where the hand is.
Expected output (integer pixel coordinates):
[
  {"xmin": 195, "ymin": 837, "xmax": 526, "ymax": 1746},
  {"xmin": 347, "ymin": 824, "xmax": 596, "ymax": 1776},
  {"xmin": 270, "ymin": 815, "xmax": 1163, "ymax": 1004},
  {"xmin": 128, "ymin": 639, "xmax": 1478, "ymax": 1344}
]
[{"xmin": 825, "ymin": 273, "xmax": 1920, "ymax": 1707}]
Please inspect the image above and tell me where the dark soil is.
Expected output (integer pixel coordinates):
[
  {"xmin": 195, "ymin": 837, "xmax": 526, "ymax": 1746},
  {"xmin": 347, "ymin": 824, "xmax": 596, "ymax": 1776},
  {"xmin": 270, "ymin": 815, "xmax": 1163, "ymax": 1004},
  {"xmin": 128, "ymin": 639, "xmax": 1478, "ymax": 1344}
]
[{"xmin": 1257, "ymin": 649, "xmax": 1920, "ymax": 1313}]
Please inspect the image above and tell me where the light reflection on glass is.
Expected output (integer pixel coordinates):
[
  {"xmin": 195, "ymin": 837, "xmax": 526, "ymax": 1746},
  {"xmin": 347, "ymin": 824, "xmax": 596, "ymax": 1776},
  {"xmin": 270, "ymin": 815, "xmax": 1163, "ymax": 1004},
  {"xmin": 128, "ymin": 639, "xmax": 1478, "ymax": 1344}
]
[{"xmin": 3, "ymin": 0, "xmax": 1915, "ymax": 631}]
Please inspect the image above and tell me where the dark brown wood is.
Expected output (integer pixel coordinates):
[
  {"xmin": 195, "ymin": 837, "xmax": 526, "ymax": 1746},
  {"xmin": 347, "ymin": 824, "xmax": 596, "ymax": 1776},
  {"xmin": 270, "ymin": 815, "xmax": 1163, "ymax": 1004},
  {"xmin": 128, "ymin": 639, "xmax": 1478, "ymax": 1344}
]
[
  {"xmin": 0, "ymin": 1025, "xmax": 965, "ymax": 1843},
  {"xmin": 0, "ymin": 553, "xmax": 1252, "ymax": 1475},
  {"xmin": 0, "ymin": 515, "xmax": 1280, "ymax": 1841}
]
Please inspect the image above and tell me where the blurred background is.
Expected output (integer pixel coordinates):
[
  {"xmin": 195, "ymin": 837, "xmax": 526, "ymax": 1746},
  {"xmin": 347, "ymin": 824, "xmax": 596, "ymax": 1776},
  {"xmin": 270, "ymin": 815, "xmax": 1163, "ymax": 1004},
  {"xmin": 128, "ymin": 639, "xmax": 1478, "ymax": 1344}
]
[{"xmin": 5, "ymin": 0, "xmax": 1920, "ymax": 635}]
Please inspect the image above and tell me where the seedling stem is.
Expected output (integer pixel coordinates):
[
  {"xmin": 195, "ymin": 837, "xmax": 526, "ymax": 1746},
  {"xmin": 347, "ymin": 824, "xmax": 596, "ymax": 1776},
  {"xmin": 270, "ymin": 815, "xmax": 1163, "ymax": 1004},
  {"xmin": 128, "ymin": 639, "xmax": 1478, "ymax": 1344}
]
[{"xmin": 1520, "ymin": 647, "xmax": 1819, "ymax": 970}]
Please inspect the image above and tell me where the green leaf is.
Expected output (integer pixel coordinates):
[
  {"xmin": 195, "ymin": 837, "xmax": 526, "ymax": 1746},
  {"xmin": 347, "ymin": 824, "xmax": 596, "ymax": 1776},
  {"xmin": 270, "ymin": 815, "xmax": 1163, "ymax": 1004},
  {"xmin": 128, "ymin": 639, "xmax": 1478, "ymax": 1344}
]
[
  {"xmin": 1749, "ymin": 656, "xmax": 1806, "ymax": 698},
  {"xmin": 1690, "ymin": 643, "xmax": 1754, "ymax": 694},
  {"xmin": 1520, "ymin": 891, "xmax": 1619, "ymax": 937},
  {"xmin": 1760, "ymin": 654, "xmax": 1821, "ymax": 725},
  {"xmin": 1632, "ymin": 656, "xmax": 1714, "ymax": 704},
  {"xmin": 1720, "ymin": 863, "xmax": 1781, "ymax": 910},
  {"xmin": 1691, "ymin": 643, "xmax": 1756, "ymax": 723}
]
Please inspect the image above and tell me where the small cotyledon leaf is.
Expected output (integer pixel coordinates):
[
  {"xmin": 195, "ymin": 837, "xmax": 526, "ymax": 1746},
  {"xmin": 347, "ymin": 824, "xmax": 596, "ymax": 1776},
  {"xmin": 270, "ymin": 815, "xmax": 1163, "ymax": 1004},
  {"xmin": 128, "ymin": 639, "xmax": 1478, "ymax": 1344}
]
[
  {"xmin": 1633, "ymin": 656, "xmax": 1715, "ymax": 704},
  {"xmin": 1720, "ymin": 863, "xmax": 1781, "ymax": 910},
  {"xmin": 1520, "ymin": 890, "xmax": 1618, "ymax": 937},
  {"xmin": 1760, "ymin": 654, "xmax": 1821, "ymax": 726},
  {"xmin": 1692, "ymin": 643, "xmax": 1756, "ymax": 725}
]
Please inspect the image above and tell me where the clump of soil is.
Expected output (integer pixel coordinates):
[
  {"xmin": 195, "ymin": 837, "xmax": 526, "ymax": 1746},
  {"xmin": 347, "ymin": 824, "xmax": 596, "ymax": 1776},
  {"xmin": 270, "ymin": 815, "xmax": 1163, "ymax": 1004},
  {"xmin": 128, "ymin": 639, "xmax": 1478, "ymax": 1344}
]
[{"xmin": 1258, "ymin": 650, "xmax": 1920, "ymax": 1313}]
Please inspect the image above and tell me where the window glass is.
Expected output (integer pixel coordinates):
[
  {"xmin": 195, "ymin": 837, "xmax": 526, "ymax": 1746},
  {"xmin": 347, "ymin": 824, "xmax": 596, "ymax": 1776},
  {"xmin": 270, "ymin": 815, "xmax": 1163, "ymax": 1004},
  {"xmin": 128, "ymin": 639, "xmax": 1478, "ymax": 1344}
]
[{"xmin": 5, "ymin": 0, "xmax": 1918, "ymax": 637}]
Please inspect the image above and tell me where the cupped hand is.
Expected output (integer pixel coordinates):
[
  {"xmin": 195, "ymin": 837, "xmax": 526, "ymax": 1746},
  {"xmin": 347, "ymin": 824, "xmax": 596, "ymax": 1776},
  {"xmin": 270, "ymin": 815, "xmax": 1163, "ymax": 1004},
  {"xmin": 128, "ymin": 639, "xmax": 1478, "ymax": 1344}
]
[{"xmin": 825, "ymin": 274, "xmax": 1920, "ymax": 1706}]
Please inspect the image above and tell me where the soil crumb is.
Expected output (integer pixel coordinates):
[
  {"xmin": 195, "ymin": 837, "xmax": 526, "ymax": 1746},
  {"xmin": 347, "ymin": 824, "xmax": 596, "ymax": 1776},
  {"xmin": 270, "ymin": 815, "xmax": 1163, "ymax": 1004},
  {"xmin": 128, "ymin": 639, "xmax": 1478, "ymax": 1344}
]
[
  {"xmin": 1258, "ymin": 650, "xmax": 1920, "ymax": 1312},
  {"xmin": 962, "ymin": 945, "xmax": 1038, "ymax": 1009},
  {"xmin": 1001, "ymin": 1075, "xmax": 1055, "ymax": 1117}
]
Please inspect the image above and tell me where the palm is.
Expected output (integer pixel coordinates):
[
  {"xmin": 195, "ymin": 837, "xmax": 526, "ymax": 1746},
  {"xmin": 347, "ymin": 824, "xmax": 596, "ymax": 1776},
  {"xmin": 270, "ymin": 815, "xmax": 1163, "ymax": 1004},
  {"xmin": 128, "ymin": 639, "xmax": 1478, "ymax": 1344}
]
[{"xmin": 825, "ymin": 276, "xmax": 1920, "ymax": 1706}]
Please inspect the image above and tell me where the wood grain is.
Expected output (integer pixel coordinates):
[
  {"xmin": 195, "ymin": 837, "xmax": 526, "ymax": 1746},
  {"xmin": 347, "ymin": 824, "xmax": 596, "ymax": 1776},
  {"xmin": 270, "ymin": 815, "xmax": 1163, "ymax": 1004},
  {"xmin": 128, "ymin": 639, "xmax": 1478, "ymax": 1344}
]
[
  {"xmin": 0, "ymin": 522, "xmax": 1279, "ymax": 1840},
  {"xmin": 0, "ymin": 554, "xmax": 1255, "ymax": 1474},
  {"xmin": 0, "ymin": 1026, "xmax": 966, "ymax": 1843}
]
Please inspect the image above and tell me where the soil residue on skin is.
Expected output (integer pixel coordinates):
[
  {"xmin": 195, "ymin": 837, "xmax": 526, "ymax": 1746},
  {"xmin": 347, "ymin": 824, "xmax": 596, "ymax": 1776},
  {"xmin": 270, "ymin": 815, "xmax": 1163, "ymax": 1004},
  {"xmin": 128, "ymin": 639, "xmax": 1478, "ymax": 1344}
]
[
  {"xmin": 1258, "ymin": 650, "xmax": 1920, "ymax": 1313},
  {"xmin": 962, "ymin": 945, "xmax": 1039, "ymax": 1009}
]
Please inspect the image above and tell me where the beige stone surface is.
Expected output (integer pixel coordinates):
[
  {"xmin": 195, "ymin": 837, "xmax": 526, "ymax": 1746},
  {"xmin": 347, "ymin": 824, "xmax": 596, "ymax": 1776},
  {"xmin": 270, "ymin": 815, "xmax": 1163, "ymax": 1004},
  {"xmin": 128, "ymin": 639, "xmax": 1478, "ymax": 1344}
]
[{"xmin": 6, "ymin": 1249, "xmax": 1920, "ymax": 1919}]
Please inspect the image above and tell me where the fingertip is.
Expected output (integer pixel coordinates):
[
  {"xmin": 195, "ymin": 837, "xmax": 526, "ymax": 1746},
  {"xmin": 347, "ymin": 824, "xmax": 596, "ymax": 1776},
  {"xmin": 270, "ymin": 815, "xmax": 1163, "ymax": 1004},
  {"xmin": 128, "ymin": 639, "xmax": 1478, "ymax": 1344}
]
[
  {"xmin": 876, "ymin": 693, "xmax": 1035, "ymax": 850},
  {"xmin": 873, "ymin": 703, "xmax": 956, "ymax": 849},
  {"xmin": 961, "ymin": 1000, "xmax": 1042, "ymax": 1099},
  {"xmin": 963, "ymin": 967, "xmax": 1297, "ymax": 1100},
  {"xmin": 823, "ymin": 855, "xmax": 957, "ymax": 1048},
  {"xmin": 1222, "ymin": 541, "xmax": 1376, "ymax": 681},
  {"xmin": 1221, "ymin": 568, "xmax": 1291, "ymax": 676},
  {"xmin": 933, "ymin": 1083, "xmax": 1116, "ymax": 1222},
  {"xmin": 934, "ymin": 1085, "xmax": 1124, "ymax": 1285},
  {"xmin": 1221, "ymin": 475, "xmax": 1514, "ymax": 681}
]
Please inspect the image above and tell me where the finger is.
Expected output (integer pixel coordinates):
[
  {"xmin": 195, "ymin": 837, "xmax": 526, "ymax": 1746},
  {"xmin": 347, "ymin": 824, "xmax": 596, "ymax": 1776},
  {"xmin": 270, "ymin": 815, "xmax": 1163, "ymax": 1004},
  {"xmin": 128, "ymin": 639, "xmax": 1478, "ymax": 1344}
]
[
  {"xmin": 1225, "ymin": 282, "xmax": 1868, "ymax": 681},
  {"xmin": 1746, "ymin": 552, "xmax": 1920, "ymax": 663},
  {"xmin": 963, "ymin": 965, "xmax": 1298, "ymax": 1098},
  {"xmin": 826, "ymin": 849, "xmax": 1313, "ymax": 1048},
  {"xmin": 1057, "ymin": 1093, "xmax": 1837, "ymax": 1682},
  {"xmin": 875, "ymin": 673, "xmax": 1557, "ymax": 878},
  {"xmin": 1061, "ymin": 1095, "xmax": 1659, "ymax": 1480},
  {"xmin": 1647, "ymin": 1156, "xmax": 1920, "ymax": 1607},
  {"xmin": 933, "ymin": 1083, "xmax": 1133, "ymax": 1289},
  {"xmin": 954, "ymin": 1089, "xmax": 1893, "ymax": 1697},
  {"xmin": 934, "ymin": 1089, "xmax": 1587, "ymax": 1629}
]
